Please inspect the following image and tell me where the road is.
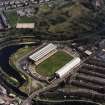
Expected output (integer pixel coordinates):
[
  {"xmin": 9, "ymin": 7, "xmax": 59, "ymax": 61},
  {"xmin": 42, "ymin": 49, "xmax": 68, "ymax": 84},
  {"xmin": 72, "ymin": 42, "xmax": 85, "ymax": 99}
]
[{"xmin": 21, "ymin": 77, "xmax": 69, "ymax": 105}]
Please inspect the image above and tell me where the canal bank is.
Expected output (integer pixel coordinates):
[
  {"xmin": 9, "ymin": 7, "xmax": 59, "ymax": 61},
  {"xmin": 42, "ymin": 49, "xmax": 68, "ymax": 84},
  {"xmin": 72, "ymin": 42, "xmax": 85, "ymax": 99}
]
[
  {"xmin": 0, "ymin": 45, "xmax": 25, "ymax": 84},
  {"xmin": 0, "ymin": 45, "xmax": 28, "ymax": 96}
]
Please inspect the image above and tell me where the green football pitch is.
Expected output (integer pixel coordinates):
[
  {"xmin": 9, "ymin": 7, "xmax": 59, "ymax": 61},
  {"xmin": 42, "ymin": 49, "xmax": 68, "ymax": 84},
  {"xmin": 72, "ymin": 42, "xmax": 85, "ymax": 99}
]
[{"xmin": 36, "ymin": 51, "xmax": 73, "ymax": 76}]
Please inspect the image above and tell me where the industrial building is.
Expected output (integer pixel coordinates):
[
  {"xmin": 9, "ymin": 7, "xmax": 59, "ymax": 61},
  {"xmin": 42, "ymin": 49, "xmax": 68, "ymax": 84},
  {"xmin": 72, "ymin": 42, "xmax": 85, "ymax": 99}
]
[
  {"xmin": 29, "ymin": 43, "xmax": 57, "ymax": 65},
  {"xmin": 55, "ymin": 57, "xmax": 81, "ymax": 78}
]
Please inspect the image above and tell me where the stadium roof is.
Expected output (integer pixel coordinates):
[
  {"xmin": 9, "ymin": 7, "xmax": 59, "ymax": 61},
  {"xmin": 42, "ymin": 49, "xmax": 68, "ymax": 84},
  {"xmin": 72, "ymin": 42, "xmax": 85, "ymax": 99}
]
[
  {"xmin": 55, "ymin": 57, "xmax": 81, "ymax": 78},
  {"xmin": 29, "ymin": 43, "xmax": 57, "ymax": 62}
]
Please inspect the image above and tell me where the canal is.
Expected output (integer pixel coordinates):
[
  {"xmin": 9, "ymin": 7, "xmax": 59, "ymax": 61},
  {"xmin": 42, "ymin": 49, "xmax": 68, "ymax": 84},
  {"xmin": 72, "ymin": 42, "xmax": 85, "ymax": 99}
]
[
  {"xmin": 0, "ymin": 45, "xmax": 25, "ymax": 84},
  {"xmin": 0, "ymin": 45, "xmax": 28, "ymax": 96}
]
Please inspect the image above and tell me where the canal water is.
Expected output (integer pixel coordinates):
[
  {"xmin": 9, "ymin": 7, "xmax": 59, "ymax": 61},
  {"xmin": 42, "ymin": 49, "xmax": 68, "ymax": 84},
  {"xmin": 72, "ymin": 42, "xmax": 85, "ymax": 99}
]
[
  {"xmin": 0, "ymin": 45, "xmax": 25, "ymax": 84},
  {"xmin": 0, "ymin": 45, "xmax": 29, "ymax": 96}
]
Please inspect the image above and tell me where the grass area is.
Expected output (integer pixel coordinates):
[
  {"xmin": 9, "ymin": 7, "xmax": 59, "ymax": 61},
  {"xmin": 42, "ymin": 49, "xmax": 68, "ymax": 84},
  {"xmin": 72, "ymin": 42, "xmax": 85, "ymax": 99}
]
[
  {"xmin": 10, "ymin": 46, "xmax": 32, "ymax": 64},
  {"xmin": 19, "ymin": 76, "xmax": 32, "ymax": 95},
  {"xmin": 7, "ymin": 76, "xmax": 20, "ymax": 86},
  {"xmin": 38, "ymin": 4, "xmax": 51, "ymax": 14},
  {"xmin": 48, "ymin": 21, "xmax": 70, "ymax": 33},
  {"xmin": 18, "ymin": 16, "xmax": 34, "ymax": 23},
  {"xmin": 0, "ymin": 67, "xmax": 20, "ymax": 87},
  {"xmin": 61, "ymin": 2, "xmax": 90, "ymax": 18},
  {"xmin": 35, "ymin": 2, "xmax": 96, "ymax": 34},
  {"xmin": 9, "ymin": 46, "xmax": 43, "ymax": 94},
  {"xmin": 6, "ymin": 10, "xmax": 18, "ymax": 27},
  {"xmin": 19, "ymin": 75, "xmax": 43, "ymax": 95},
  {"xmin": 5, "ymin": 10, "xmax": 34, "ymax": 27},
  {"xmin": 9, "ymin": 46, "xmax": 32, "ymax": 80},
  {"xmin": 36, "ymin": 51, "xmax": 73, "ymax": 76}
]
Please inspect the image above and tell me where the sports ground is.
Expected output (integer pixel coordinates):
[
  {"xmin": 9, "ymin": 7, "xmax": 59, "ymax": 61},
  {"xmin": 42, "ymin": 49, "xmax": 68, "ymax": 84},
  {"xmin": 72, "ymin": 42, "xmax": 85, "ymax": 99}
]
[{"xmin": 36, "ymin": 51, "xmax": 73, "ymax": 76}]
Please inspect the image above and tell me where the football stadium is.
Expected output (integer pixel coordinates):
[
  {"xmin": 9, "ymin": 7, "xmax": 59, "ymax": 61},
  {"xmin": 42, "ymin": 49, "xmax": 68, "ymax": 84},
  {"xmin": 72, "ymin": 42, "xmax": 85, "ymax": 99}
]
[{"xmin": 29, "ymin": 43, "xmax": 81, "ymax": 78}]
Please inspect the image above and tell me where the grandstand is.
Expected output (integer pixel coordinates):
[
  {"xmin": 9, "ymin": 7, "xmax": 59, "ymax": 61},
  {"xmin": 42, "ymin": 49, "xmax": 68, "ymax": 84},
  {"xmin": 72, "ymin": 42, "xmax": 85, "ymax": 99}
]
[
  {"xmin": 55, "ymin": 57, "xmax": 81, "ymax": 78},
  {"xmin": 29, "ymin": 43, "xmax": 57, "ymax": 65}
]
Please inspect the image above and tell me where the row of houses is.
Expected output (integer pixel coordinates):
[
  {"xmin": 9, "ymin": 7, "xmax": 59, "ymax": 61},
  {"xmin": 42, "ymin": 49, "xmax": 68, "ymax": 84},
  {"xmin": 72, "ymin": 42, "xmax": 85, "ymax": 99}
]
[
  {"xmin": 0, "ymin": 0, "xmax": 36, "ymax": 10},
  {"xmin": 0, "ymin": 0, "xmax": 50, "ymax": 11},
  {"xmin": 72, "ymin": 0, "xmax": 104, "ymax": 8}
]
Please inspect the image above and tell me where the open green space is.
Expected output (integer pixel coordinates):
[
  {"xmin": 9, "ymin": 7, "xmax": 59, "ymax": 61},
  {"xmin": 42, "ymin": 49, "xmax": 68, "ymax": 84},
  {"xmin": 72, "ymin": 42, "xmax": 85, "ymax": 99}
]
[
  {"xmin": 6, "ymin": 10, "xmax": 18, "ymax": 27},
  {"xmin": 36, "ymin": 51, "xmax": 73, "ymax": 76},
  {"xmin": 19, "ymin": 75, "xmax": 43, "ymax": 95},
  {"xmin": 9, "ymin": 46, "xmax": 32, "ymax": 74},
  {"xmin": 18, "ymin": 16, "xmax": 34, "ymax": 23},
  {"xmin": 10, "ymin": 45, "xmax": 32, "ymax": 63},
  {"xmin": 6, "ymin": 10, "xmax": 34, "ymax": 27}
]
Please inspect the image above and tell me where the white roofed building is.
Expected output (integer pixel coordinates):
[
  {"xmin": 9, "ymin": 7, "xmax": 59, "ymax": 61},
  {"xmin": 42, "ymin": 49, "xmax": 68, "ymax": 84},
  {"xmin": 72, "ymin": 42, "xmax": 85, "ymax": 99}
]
[
  {"xmin": 29, "ymin": 43, "xmax": 57, "ymax": 65},
  {"xmin": 84, "ymin": 50, "xmax": 92, "ymax": 55},
  {"xmin": 55, "ymin": 57, "xmax": 81, "ymax": 78}
]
